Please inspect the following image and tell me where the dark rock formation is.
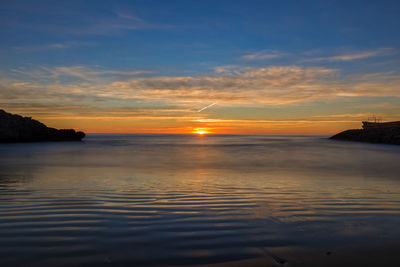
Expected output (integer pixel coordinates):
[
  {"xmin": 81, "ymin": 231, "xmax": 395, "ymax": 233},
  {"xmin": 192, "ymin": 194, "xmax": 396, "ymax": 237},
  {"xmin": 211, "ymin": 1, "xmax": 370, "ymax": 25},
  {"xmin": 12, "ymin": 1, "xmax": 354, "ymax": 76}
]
[
  {"xmin": 330, "ymin": 127, "xmax": 400, "ymax": 145},
  {"xmin": 0, "ymin": 109, "xmax": 85, "ymax": 142}
]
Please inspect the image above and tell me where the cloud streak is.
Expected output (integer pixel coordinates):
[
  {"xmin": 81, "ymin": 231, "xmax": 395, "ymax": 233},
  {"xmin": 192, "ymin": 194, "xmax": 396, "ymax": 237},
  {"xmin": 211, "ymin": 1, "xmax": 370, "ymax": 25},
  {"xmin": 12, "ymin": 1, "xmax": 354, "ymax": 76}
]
[
  {"xmin": 306, "ymin": 48, "xmax": 395, "ymax": 62},
  {"xmin": 11, "ymin": 66, "xmax": 151, "ymax": 82},
  {"xmin": 242, "ymin": 50, "xmax": 287, "ymax": 60},
  {"xmin": 13, "ymin": 41, "xmax": 96, "ymax": 52},
  {"xmin": 1, "ymin": 4, "xmax": 174, "ymax": 36}
]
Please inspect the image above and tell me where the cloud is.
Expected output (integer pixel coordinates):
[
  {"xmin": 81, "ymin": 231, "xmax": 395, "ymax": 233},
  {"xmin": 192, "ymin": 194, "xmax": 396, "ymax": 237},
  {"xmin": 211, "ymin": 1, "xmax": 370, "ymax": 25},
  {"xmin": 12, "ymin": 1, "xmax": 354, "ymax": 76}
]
[
  {"xmin": 307, "ymin": 48, "xmax": 395, "ymax": 62},
  {"xmin": 313, "ymin": 113, "xmax": 372, "ymax": 118},
  {"xmin": 109, "ymin": 66, "xmax": 340, "ymax": 103},
  {"xmin": 11, "ymin": 66, "xmax": 151, "ymax": 82},
  {"xmin": 44, "ymin": 66, "xmax": 151, "ymax": 81},
  {"xmin": 13, "ymin": 41, "xmax": 95, "ymax": 52},
  {"xmin": 3, "ymin": 65, "xmax": 400, "ymax": 108},
  {"xmin": 110, "ymin": 66, "xmax": 400, "ymax": 105},
  {"xmin": 114, "ymin": 10, "xmax": 145, "ymax": 22},
  {"xmin": 0, "ymin": 100, "xmax": 198, "ymax": 120},
  {"xmin": 2, "ymin": 4, "xmax": 174, "ymax": 36},
  {"xmin": 3, "ymin": 65, "xmax": 400, "ymax": 133},
  {"xmin": 194, "ymin": 118, "xmax": 363, "ymax": 124},
  {"xmin": 242, "ymin": 50, "xmax": 287, "ymax": 60}
]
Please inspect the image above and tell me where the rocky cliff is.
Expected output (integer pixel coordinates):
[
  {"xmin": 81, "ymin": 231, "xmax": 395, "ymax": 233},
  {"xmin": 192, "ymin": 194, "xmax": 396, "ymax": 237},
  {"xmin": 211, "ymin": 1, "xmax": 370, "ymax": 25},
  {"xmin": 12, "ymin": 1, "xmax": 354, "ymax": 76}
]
[
  {"xmin": 330, "ymin": 127, "xmax": 400, "ymax": 145},
  {"xmin": 0, "ymin": 109, "xmax": 85, "ymax": 142}
]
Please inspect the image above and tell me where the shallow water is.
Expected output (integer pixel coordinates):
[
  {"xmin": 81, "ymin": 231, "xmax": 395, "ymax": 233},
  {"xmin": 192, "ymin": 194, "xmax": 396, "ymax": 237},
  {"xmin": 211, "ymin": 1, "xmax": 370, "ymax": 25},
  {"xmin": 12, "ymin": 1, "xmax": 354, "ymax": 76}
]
[{"xmin": 1, "ymin": 134, "xmax": 400, "ymax": 266}]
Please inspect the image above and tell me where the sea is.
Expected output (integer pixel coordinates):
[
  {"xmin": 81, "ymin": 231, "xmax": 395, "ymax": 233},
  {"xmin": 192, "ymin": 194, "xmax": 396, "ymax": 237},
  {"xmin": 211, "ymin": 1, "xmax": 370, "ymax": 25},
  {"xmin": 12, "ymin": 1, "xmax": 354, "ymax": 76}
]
[{"xmin": 1, "ymin": 134, "xmax": 400, "ymax": 266}]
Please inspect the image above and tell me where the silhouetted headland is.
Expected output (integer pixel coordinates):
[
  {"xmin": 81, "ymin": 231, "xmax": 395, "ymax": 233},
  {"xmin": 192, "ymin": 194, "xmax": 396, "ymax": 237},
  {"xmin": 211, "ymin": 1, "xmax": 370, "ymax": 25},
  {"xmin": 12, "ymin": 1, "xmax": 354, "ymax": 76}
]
[
  {"xmin": 330, "ymin": 121, "xmax": 400, "ymax": 145},
  {"xmin": 0, "ymin": 109, "xmax": 85, "ymax": 142}
]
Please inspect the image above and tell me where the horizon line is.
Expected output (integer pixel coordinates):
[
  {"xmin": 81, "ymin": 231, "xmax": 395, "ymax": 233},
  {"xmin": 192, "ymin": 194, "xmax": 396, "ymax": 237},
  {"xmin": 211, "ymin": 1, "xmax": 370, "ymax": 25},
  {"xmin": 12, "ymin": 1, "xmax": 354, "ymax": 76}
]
[{"xmin": 84, "ymin": 132, "xmax": 333, "ymax": 135}]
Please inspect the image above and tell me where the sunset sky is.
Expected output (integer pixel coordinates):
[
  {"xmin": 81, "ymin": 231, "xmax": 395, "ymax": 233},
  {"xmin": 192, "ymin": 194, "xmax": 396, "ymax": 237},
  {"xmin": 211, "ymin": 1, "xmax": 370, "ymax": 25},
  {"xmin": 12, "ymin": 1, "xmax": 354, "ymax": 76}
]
[{"xmin": 1, "ymin": 0, "xmax": 400, "ymax": 134}]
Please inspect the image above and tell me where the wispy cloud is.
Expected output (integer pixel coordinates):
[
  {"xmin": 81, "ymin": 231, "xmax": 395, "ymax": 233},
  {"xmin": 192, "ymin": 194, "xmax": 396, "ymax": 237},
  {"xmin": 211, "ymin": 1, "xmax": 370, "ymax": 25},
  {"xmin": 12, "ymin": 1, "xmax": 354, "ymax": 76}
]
[
  {"xmin": 3, "ymin": 5, "xmax": 174, "ymax": 36},
  {"xmin": 44, "ymin": 66, "xmax": 152, "ymax": 81},
  {"xmin": 242, "ymin": 50, "xmax": 287, "ymax": 60},
  {"xmin": 109, "ymin": 66, "xmax": 341, "ymax": 103},
  {"xmin": 14, "ymin": 41, "xmax": 95, "ymax": 52},
  {"xmin": 306, "ymin": 48, "xmax": 395, "ymax": 62},
  {"xmin": 11, "ymin": 66, "xmax": 152, "ymax": 82},
  {"xmin": 3, "ymin": 65, "xmax": 400, "ymax": 110},
  {"xmin": 0, "ymin": 101, "xmax": 197, "ymax": 119},
  {"xmin": 114, "ymin": 10, "xmax": 145, "ymax": 22}
]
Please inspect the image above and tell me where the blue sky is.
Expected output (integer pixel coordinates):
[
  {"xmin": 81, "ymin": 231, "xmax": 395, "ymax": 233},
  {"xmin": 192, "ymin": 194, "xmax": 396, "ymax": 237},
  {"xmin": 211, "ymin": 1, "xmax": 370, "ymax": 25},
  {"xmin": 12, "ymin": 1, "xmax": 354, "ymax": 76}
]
[{"xmin": 1, "ymin": 0, "xmax": 400, "ymax": 133}]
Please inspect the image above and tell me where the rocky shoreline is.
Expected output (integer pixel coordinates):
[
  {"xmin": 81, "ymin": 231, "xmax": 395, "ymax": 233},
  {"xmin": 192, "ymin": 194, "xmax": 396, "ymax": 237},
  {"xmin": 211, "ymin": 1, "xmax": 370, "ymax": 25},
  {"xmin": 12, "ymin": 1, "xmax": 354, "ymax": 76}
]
[
  {"xmin": 330, "ymin": 127, "xmax": 400, "ymax": 145},
  {"xmin": 0, "ymin": 109, "xmax": 85, "ymax": 142}
]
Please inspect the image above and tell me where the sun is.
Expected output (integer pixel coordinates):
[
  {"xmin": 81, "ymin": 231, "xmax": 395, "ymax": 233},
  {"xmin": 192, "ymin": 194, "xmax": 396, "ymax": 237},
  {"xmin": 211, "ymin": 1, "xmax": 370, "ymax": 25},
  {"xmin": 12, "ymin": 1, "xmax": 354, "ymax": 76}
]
[{"xmin": 193, "ymin": 128, "xmax": 211, "ymax": 135}]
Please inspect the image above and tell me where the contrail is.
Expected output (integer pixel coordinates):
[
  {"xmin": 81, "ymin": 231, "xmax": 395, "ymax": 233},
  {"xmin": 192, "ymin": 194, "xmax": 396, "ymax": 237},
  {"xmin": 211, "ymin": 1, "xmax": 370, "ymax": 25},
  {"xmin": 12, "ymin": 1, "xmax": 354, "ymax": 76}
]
[{"xmin": 197, "ymin": 102, "xmax": 217, "ymax": 112}]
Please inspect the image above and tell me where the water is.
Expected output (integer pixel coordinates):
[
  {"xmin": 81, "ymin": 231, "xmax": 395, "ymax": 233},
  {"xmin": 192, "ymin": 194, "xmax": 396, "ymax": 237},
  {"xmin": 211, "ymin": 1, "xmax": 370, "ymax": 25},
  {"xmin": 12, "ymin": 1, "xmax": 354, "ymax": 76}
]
[{"xmin": 1, "ymin": 134, "xmax": 400, "ymax": 266}]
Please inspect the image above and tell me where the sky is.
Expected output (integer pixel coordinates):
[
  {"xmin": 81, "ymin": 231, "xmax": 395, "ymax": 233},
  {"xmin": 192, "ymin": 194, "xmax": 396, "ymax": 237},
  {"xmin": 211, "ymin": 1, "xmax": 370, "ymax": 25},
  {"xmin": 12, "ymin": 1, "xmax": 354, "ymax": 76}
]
[{"xmin": 1, "ymin": 0, "xmax": 400, "ymax": 134}]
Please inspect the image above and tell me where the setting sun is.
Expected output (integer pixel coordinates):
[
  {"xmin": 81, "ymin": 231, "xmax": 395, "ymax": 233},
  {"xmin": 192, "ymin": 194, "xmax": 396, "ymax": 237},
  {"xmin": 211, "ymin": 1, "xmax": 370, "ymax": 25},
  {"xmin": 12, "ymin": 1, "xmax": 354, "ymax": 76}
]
[{"xmin": 193, "ymin": 128, "xmax": 211, "ymax": 135}]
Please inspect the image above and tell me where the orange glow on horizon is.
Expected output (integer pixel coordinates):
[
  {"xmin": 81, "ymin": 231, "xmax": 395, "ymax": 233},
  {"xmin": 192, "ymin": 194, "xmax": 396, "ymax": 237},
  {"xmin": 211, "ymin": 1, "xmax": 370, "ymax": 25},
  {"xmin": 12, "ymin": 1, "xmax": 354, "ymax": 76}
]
[{"xmin": 28, "ymin": 115, "xmax": 371, "ymax": 135}]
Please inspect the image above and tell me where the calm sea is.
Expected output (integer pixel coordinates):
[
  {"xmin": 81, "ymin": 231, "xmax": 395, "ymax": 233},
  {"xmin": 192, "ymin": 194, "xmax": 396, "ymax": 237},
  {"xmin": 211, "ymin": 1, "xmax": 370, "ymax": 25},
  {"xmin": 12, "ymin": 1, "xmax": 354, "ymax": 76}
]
[{"xmin": 1, "ymin": 134, "xmax": 400, "ymax": 266}]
